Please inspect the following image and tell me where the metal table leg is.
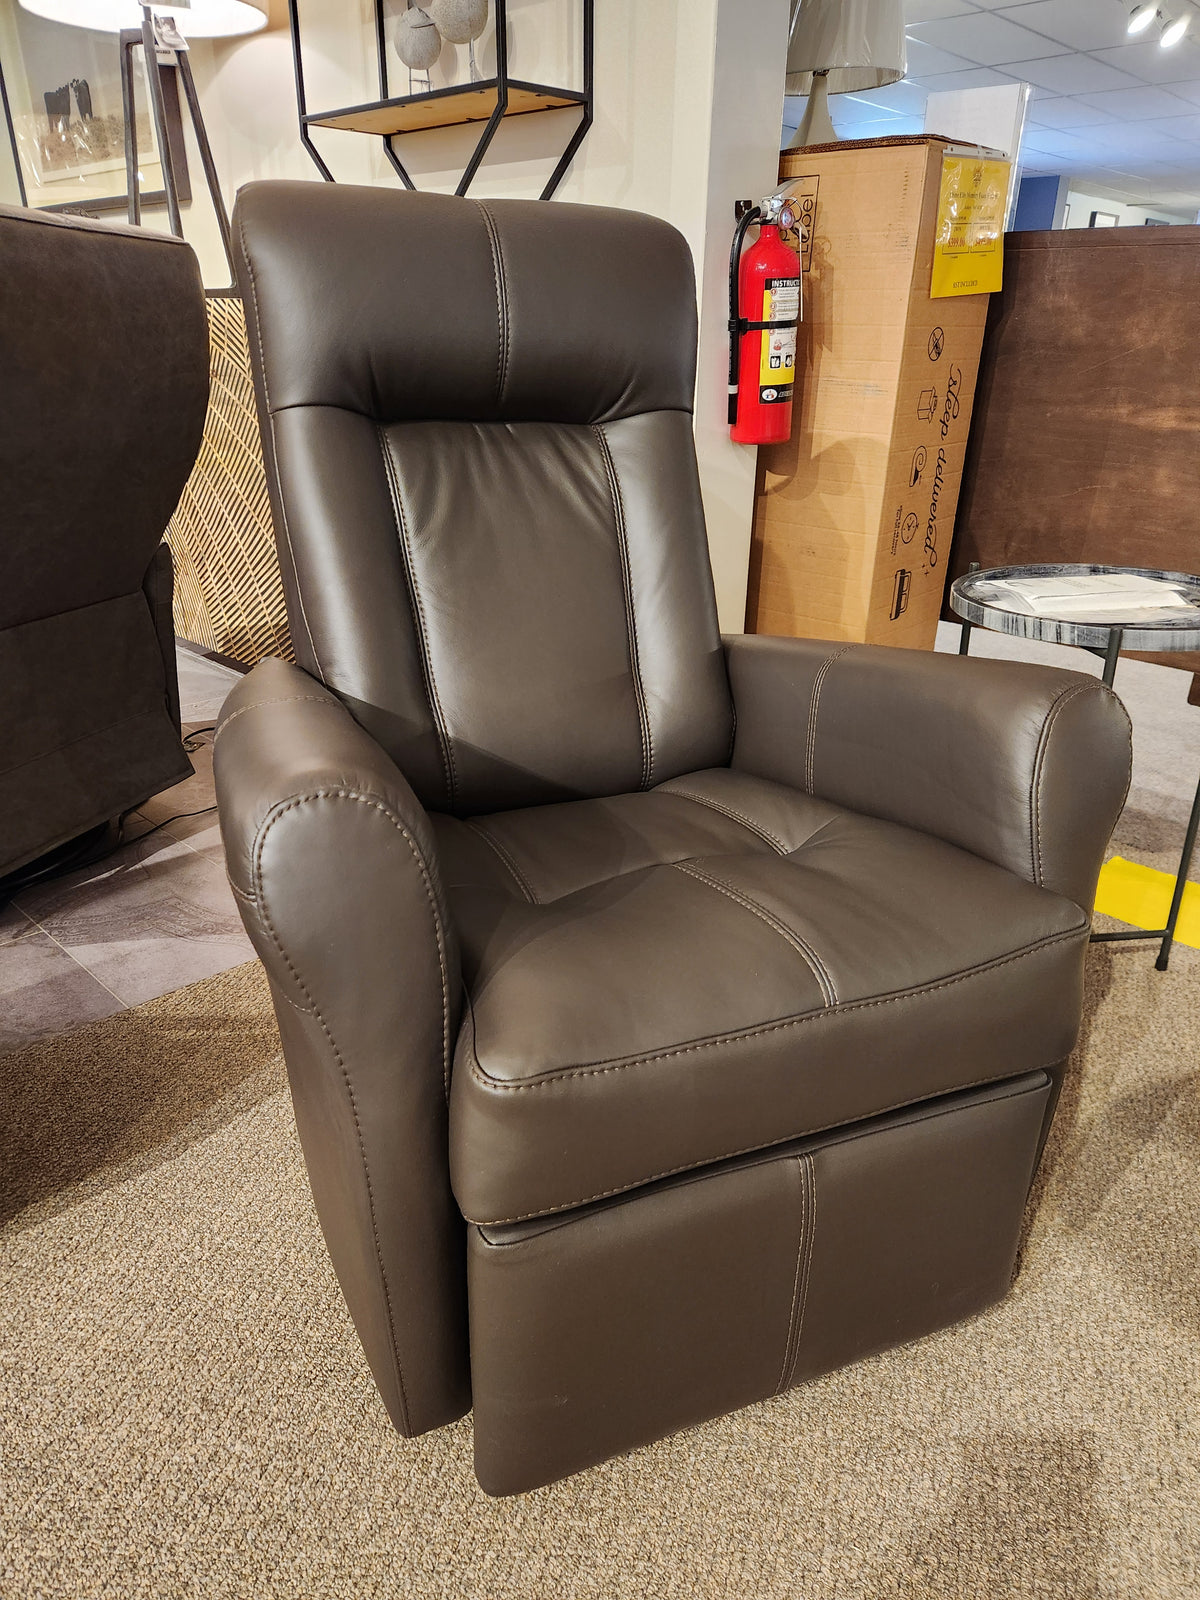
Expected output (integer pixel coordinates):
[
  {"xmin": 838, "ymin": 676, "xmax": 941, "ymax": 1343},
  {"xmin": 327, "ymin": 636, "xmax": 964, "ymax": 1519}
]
[
  {"xmin": 1101, "ymin": 626, "xmax": 1123, "ymax": 688},
  {"xmin": 1090, "ymin": 623, "xmax": 1197, "ymax": 970},
  {"xmin": 958, "ymin": 562, "xmax": 979, "ymax": 655},
  {"xmin": 1156, "ymin": 767, "xmax": 1200, "ymax": 971}
]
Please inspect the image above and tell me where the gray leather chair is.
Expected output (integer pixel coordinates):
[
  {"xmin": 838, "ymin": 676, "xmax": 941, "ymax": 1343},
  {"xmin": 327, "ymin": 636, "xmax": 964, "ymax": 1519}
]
[
  {"xmin": 215, "ymin": 181, "xmax": 1132, "ymax": 1496},
  {"xmin": 0, "ymin": 205, "xmax": 208, "ymax": 883}
]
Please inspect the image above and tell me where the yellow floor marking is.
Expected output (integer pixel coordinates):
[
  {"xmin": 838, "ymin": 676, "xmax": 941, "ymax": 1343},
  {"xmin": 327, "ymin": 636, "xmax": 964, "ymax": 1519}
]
[{"xmin": 1094, "ymin": 855, "xmax": 1200, "ymax": 950}]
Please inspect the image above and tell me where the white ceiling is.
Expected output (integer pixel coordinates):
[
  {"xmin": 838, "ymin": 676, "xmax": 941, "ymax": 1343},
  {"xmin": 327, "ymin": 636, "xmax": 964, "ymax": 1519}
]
[{"xmin": 783, "ymin": 0, "xmax": 1200, "ymax": 216}]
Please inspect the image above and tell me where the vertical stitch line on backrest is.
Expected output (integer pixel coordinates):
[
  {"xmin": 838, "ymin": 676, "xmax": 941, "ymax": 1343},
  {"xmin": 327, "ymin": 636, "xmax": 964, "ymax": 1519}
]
[
  {"xmin": 376, "ymin": 427, "xmax": 457, "ymax": 809},
  {"xmin": 476, "ymin": 202, "xmax": 510, "ymax": 406},
  {"xmin": 594, "ymin": 423, "xmax": 654, "ymax": 788},
  {"xmin": 805, "ymin": 645, "xmax": 854, "ymax": 795}
]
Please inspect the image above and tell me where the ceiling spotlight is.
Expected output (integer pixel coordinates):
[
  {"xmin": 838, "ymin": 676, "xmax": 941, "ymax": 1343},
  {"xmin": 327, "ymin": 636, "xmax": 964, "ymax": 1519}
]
[
  {"xmin": 1128, "ymin": 3, "xmax": 1158, "ymax": 32},
  {"xmin": 1161, "ymin": 11, "xmax": 1191, "ymax": 44}
]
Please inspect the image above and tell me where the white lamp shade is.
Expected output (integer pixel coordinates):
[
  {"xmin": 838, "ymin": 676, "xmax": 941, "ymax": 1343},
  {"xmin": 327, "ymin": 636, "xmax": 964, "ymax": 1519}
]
[
  {"xmin": 786, "ymin": 0, "xmax": 906, "ymax": 96},
  {"xmin": 18, "ymin": 0, "xmax": 268, "ymax": 37}
]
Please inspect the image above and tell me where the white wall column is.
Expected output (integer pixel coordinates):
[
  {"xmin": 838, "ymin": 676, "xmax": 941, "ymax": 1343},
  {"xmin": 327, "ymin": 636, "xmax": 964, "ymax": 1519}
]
[{"xmin": 686, "ymin": 0, "xmax": 791, "ymax": 630}]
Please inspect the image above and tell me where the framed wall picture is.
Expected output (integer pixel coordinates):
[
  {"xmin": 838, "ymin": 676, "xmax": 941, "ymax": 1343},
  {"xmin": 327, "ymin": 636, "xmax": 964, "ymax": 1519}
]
[
  {"xmin": 0, "ymin": 0, "xmax": 188, "ymax": 216},
  {"xmin": 1089, "ymin": 210, "xmax": 1119, "ymax": 227}
]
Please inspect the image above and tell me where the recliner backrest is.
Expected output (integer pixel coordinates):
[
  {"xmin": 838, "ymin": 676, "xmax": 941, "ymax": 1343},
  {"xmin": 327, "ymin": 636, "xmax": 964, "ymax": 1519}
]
[
  {"xmin": 0, "ymin": 204, "xmax": 206, "ymax": 878},
  {"xmin": 233, "ymin": 182, "xmax": 733, "ymax": 816},
  {"xmin": 0, "ymin": 205, "xmax": 207, "ymax": 631}
]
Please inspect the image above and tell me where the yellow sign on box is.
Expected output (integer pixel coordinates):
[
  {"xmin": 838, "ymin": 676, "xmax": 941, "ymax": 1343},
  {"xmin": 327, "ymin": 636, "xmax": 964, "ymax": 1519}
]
[{"xmin": 930, "ymin": 152, "xmax": 1010, "ymax": 299}]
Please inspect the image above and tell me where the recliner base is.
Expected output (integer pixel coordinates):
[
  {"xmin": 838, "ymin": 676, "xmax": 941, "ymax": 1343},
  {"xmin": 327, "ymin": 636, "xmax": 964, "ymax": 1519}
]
[{"xmin": 467, "ymin": 1069, "xmax": 1052, "ymax": 1495}]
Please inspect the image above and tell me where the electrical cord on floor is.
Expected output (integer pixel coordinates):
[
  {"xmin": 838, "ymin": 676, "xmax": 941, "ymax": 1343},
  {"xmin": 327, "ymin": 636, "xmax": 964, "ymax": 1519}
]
[
  {"xmin": 0, "ymin": 803, "xmax": 221, "ymax": 905},
  {"xmin": 122, "ymin": 804, "xmax": 218, "ymax": 848},
  {"xmin": 0, "ymin": 725, "xmax": 221, "ymax": 903}
]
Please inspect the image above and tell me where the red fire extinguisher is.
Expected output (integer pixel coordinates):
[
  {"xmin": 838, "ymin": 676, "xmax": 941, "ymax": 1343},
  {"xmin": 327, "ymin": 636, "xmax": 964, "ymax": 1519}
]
[{"xmin": 728, "ymin": 193, "xmax": 802, "ymax": 445}]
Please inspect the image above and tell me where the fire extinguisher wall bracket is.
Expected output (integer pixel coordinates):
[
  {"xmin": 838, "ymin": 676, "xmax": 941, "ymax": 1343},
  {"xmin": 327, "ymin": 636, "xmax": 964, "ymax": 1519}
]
[{"xmin": 727, "ymin": 203, "xmax": 761, "ymax": 426}]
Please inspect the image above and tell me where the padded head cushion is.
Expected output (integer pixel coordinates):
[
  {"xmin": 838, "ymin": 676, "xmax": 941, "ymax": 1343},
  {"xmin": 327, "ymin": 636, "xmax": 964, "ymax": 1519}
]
[{"xmin": 234, "ymin": 181, "xmax": 698, "ymax": 425}]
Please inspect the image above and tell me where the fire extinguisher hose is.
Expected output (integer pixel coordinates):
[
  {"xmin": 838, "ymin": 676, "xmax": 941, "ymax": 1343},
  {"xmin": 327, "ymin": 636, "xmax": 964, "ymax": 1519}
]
[{"xmin": 727, "ymin": 203, "xmax": 761, "ymax": 425}]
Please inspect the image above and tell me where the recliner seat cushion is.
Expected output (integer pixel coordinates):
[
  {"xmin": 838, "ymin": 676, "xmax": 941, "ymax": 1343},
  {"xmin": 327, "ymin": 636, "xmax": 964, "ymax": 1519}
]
[{"xmin": 440, "ymin": 767, "xmax": 1089, "ymax": 1225}]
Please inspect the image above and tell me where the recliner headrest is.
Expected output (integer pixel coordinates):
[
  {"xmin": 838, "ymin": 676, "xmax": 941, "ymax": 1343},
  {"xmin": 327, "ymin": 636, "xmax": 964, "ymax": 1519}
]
[{"xmin": 233, "ymin": 181, "xmax": 698, "ymax": 425}]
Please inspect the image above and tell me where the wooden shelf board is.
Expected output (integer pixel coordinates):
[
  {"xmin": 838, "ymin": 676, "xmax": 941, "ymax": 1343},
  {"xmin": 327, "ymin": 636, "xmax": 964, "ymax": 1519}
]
[{"xmin": 307, "ymin": 81, "xmax": 583, "ymax": 137}]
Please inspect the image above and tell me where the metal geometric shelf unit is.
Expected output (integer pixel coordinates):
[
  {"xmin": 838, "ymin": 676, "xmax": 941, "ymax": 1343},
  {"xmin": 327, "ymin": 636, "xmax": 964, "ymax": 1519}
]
[{"xmin": 287, "ymin": 0, "xmax": 593, "ymax": 199}]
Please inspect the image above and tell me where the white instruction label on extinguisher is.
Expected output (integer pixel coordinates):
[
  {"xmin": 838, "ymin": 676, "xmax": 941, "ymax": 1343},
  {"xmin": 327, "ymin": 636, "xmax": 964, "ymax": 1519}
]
[
  {"xmin": 759, "ymin": 277, "xmax": 799, "ymax": 400},
  {"xmin": 764, "ymin": 280, "xmax": 800, "ymax": 323}
]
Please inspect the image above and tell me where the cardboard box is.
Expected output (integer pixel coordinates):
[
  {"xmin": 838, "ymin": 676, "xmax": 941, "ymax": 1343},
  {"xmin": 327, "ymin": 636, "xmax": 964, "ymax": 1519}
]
[{"xmin": 746, "ymin": 136, "xmax": 993, "ymax": 650}]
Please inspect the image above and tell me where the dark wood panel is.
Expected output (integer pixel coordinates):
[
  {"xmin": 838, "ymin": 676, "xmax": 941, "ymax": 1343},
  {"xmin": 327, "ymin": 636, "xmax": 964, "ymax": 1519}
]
[{"xmin": 951, "ymin": 225, "xmax": 1200, "ymax": 689}]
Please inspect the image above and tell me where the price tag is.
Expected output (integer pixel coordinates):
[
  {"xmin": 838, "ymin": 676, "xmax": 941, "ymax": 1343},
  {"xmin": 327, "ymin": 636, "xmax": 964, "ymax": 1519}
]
[{"xmin": 931, "ymin": 152, "xmax": 1010, "ymax": 299}]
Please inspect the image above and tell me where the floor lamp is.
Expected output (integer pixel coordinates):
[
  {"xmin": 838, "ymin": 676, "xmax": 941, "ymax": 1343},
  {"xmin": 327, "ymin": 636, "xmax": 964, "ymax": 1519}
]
[{"xmin": 17, "ymin": 0, "xmax": 267, "ymax": 280}]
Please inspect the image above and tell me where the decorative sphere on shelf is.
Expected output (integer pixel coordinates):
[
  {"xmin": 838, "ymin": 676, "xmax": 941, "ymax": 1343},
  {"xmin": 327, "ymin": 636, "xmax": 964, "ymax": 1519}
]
[
  {"xmin": 395, "ymin": 6, "xmax": 442, "ymax": 69},
  {"xmin": 426, "ymin": 0, "xmax": 488, "ymax": 45}
]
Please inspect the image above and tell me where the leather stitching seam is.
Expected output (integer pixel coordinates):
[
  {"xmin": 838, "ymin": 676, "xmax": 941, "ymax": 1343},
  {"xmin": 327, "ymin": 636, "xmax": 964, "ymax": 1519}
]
[
  {"xmin": 594, "ymin": 423, "xmax": 653, "ymax": 788},
  {"xmin": 249, "ymin": 787, "xmax": 456, "ymax": 1434},
  {"xmin": 464, "ymin": 820, "xmax": 539, "ymax": 905},
  {"xmin": 776, "ymin": 1153, "xmax": 816, "ymax": 1394},
  {"xmin": 776, "ymin": 1156, "xmax": 807, "ymax": 1395},
  {"xmin": 212, "ymin": 695, "xmax": 332, "ymax": 746},
  {"xmin": 469, "ymin": 1056, "xmax": 1063, "ymax": 1226},
  {"xmin": 673, "ymin": 861, "xmax": 836, "ymax": 1005},
  {"xmin": 781, "ymin": 814, "xmax": 842, "ymax": 859},
  {"xmin": 235, "ymin": 217, "xmax": 325, "ymax": 682},
  {"xmin": 376, "ymin": 428, "xmax": 458, "ymax": 810},
  {"xmin": 805, "ymin": 645, "xmax": 855, "ymax": 795},
  {"xmin": 793, "ymin": 1154, "xmax": 816, "ymax": 1386},
  {"xmin": 1029, "ymin": 682, "xmax": 1091, "ymax": 887},
  {"xmin": 253, "ymin": 788, "xmax": 454, "ymax": 1096},
  {"xmin": 467, "ymin": 921, "xmax": 1087, "ymax": 1091},
  {"xmin": 475, "ymin": 202, "xmax": 510, "ymax": 405},
  {"xmin": 228, "ymin": 876, "xmax": 312, "ymax": 1015},
  {"xmin": 656, "ymin": 785, "xmax": 788, "ymax": 854}
]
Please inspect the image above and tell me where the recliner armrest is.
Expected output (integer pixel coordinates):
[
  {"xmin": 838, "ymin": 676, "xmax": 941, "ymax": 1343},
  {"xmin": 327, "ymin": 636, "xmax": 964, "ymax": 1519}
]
[
  {"xmin": 724, "ymin": 634, "xmax": 1132, "ymax": 911},
  {"xmin": 213, "ymin": 657, "xmax": 469, "ymax": 1436}
]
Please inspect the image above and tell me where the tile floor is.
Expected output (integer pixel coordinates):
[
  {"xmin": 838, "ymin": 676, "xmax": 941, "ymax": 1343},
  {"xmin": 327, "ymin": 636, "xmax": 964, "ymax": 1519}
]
[
  {"xmin": 0, "ymin": 649, "xmax": 250, "ymax": 1055},
  {"xmin": 2, "ymin": 632, "xmax": 1198, "ymax": 1056}
]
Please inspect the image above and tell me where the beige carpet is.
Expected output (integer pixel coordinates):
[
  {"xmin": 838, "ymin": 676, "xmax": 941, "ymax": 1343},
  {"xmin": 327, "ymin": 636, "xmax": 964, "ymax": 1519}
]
[{"xmin": 2, "ymin": 944, "xmax": 1199, "ymax": 1600}]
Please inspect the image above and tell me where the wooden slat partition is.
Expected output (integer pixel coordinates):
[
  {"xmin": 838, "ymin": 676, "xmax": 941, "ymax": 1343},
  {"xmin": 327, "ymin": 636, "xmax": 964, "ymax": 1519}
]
[{"xmin": 166, "ymin": 293, "xmax": 293, "ymax": 667}]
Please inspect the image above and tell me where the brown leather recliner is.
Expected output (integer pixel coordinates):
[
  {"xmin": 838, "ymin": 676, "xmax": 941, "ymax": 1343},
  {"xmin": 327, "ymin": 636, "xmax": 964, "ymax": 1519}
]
[
  {"xmin": 0, "ymin": 205, "xmax": 207, "ymax": 881},
  {"xmin": 215, "ymin": 181, "xmax": 1132, "ymax": 1496}
]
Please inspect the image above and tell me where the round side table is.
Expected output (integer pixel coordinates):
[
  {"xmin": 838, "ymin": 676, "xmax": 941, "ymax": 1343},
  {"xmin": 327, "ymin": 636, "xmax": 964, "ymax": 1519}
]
[{"xmin": 949, "ymin": 562, "xmax": 1200, "ymax": 971}]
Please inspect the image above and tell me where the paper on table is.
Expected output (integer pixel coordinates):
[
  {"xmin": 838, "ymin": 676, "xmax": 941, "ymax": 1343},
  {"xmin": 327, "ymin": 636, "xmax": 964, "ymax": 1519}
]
[{"xmin": 984, "ymin": 573, "xmax": 1196, "ymax": 618}]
